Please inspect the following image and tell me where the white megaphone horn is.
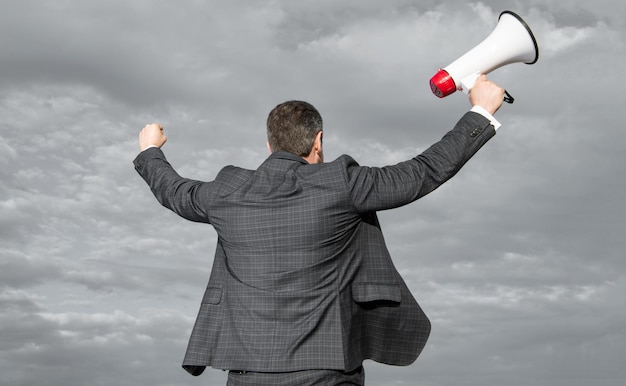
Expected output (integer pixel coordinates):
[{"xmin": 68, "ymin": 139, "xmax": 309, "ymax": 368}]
[{"xmin": 429, "ymin": 10, "xmax": 539, "ymax": 104}]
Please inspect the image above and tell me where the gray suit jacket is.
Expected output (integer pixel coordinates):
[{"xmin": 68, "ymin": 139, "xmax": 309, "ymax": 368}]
[{"xmin": 133, "ymin": 111, "xmax": 496, "ymax": 376}]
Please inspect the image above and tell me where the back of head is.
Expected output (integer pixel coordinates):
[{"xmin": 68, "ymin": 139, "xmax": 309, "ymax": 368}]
[{"xmin": 266, "ymin": 101, "xmax": 323, "ymax": 157}]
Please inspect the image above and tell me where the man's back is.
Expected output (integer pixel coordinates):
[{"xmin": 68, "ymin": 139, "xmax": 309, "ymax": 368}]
[{"xmin": 195, "ymin": 150, "xmax": 426, "ymax": 371}]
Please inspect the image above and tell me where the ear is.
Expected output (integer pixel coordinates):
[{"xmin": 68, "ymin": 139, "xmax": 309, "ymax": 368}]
[
  {"xmin": 313, "ymin": 131, "xmax": 324, "ymax": 163},
  {"xmin": 314, "ymin": 131, "xmax": 323, "ymax": 152}
]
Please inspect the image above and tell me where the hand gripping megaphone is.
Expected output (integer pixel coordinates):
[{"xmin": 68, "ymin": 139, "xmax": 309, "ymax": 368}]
[{"xmin": 429, "ymin": 11, "xmax": 539, "ymax": 104}]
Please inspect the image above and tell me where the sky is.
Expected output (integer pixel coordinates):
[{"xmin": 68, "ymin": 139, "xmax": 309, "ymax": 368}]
[{"xmin": 1, "ymin": 0, "xmax": 625, "ymax": 385}]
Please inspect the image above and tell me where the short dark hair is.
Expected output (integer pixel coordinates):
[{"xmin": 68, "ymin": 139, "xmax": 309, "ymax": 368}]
[{"xmin": 266, "ymin": 100, "xmax": 323, "ymax": 157}]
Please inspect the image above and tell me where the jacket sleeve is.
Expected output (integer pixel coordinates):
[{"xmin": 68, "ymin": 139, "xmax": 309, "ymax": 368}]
[
  {"xmin": 133, "ymin": 147, "xmax": 214, "ymax": 223},
  {"xmin": 345, "ymin": 111, "xmax": 496, "ymax": 213}
]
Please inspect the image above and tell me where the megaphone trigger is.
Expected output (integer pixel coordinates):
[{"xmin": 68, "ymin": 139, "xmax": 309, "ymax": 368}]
[{"xmin": 503, "ymin": 90, "xmax": 514, "ymax": 104}]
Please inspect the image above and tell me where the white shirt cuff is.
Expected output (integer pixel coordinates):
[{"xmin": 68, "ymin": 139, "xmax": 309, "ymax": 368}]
[{"xmin": 471, "ymin": 105, "xmax": 501, "ymax": 131}]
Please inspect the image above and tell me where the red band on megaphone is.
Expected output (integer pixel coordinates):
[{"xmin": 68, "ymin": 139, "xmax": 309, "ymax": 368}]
[{"xmin": 430, "ymin": 69, "xmax": 457, "ymax": 98}]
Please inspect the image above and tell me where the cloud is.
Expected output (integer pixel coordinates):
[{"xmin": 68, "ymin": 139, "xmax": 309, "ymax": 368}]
[{"xmin": 0, "ymin": 288, "xmax": 206, "ymax": 386}]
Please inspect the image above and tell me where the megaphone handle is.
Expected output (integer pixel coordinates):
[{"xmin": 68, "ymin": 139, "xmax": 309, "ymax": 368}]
[{"xmin": 504, "ymin": 90, "xmax": 514, "ymax": 104}]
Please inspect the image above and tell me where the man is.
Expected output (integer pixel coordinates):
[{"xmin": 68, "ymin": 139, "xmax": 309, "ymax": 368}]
[{"xmin": 134, "ymin": 75, "xmax": 505, "ymax": 385}]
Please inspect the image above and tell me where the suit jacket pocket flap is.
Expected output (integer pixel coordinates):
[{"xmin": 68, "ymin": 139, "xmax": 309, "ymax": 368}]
[
  {"xmin": 201, "ymin": 286, "xmax": 222, "ymax": 305},
  {"xmin": 351, "ymin": 283, "xmax": 401, "ymax": 303}
]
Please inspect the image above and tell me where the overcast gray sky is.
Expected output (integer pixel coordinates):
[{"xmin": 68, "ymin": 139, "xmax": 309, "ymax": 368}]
[{"xmin": 1, "ymin": 1, "xmax": 625, "ymax": 385}]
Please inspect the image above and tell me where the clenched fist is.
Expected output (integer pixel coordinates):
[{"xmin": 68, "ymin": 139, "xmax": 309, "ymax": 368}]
[
  {"xmin": 469, "ymin": 75, "xmax": 505, "ymax": 116},
  {"xmin": 138, "ymin": 123, "xmax": 167, "ymax": 151}
]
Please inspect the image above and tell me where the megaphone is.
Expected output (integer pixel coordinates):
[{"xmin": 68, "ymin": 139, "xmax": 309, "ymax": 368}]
[{"xmin": 429, "ymin": 10, "xmax": 538, "ymax": 104}]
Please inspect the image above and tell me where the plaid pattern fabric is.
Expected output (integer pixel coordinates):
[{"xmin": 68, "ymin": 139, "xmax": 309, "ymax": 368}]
[{"xmin": 134, "ymin": 112, "xmax": 496, "ymax": 377}]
